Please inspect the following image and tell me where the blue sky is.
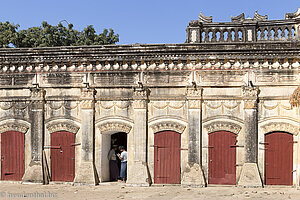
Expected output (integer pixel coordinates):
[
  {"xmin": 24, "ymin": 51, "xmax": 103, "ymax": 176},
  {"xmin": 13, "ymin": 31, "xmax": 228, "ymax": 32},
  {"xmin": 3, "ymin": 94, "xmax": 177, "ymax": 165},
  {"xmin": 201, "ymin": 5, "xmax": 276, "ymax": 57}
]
[{"xmin": 0, "ymin": 0, "xmax": 299, "ymax": 44}]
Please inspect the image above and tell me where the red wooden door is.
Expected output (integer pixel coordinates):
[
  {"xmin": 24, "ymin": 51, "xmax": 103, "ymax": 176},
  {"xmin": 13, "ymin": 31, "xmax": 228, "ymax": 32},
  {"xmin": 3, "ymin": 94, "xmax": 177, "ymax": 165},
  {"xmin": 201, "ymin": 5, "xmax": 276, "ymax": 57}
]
[
  {"xmin": 265, "ymin": 132, "xmax": 293, "ymax": 185},
  {"xmin": 209, "ymin": 131, "xmax": 237, "ymax": 185},
  {"xmin": 1, "ymin": 131, "xmax": 25, "ymax": 181},
  {"xmin": 154, "ymin": 131, "xmax": 181, "ymax": 184},
  {"xmin": 51, "ymin": 131, "xmax": 75, "ymax": 182}
]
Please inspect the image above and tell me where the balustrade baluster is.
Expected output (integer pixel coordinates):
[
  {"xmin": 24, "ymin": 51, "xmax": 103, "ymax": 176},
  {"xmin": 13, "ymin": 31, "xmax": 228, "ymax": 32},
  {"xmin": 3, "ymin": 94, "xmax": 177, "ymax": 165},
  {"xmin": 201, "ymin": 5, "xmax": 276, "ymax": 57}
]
[
  {"xmin": 211, "ymin": 30, "xmax": 216, "ymax": 42},
  {"xmin": 261, "ymin": 29, "xmax": 265, "ymax": 40},
  {"xmin": 204, "ymin": 30, "xmax": 209, "ymax": 42},
  {"xmin": 220, "ymin": 30, "xmax": 224, "ymax": 42},
  {"xmin": 267, "ymin": 28, "xmax": 272, "ymax": 40},
  {"xmin": 274, "ymin": 28, "xmax": 279, "ymax": 40},
  {"xmin": 288, "ymin": 26, "xmax": 292, "ymax": 40}
]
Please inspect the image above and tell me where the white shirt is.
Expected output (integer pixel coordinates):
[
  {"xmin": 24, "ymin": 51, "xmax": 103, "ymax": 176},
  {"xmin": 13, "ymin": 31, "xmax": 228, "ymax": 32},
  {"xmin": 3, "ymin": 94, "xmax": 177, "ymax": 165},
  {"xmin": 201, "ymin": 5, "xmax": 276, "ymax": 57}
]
[{"xmin": 120, "ymin": 151, "xmax": 127, "ymax": 162}]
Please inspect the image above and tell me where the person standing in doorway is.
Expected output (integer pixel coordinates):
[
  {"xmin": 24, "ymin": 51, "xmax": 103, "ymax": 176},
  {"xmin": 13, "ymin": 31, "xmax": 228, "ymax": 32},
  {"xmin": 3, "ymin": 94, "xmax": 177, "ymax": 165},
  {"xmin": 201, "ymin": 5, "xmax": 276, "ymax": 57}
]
[
  {"xmin": 107, "ymin": 145, "xmax": 119, "ymax": 181},
  {"xmin": 117, "ymin": 146, "xmax": 127, "ymax": 183}
]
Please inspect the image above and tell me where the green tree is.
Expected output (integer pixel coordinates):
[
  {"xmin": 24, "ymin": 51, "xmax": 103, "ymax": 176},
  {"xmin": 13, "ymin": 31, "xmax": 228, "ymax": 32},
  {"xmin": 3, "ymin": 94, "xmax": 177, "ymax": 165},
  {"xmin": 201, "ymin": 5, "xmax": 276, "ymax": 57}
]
[
  {"xmin": 0, "ymin": 21, "xmax": 119, "ymax": 48},
  {"xmin": 0, "ymin": 21, "xmax": 19, "ymax": 48}
]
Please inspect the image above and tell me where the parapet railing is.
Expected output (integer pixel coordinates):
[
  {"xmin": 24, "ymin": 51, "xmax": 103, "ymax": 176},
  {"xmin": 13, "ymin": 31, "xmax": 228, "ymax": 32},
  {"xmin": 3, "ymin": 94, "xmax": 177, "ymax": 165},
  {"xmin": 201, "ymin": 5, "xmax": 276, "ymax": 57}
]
[{"xmin": 186, "ymin": 9, "xmax": 300, "ymax": 43}]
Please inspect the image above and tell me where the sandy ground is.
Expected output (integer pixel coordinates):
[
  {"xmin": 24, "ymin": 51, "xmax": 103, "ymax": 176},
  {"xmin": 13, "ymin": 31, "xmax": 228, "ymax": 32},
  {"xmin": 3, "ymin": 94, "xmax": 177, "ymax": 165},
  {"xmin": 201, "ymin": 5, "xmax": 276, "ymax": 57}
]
[{"xmin": 0, "ymin": 182, "xmax": 300, "ymax": 200}]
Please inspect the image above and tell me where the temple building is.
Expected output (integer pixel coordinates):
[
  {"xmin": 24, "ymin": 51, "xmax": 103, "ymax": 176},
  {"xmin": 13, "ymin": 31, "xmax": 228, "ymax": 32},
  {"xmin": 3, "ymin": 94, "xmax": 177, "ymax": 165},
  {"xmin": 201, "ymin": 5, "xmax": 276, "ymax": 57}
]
[{"xmin": 0, "ymin": 8, "xmax": 300, "ymax": 187}]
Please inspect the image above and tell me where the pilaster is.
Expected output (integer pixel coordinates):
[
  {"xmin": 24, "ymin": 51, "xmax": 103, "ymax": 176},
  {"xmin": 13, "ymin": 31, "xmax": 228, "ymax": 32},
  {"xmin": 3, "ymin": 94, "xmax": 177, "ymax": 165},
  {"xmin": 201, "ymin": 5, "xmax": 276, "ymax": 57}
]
[
  {"xmin": 182, "ymin": 87, "xmax": 206, "ymax": 187},
  {"xmin": 74, "ymin": 88, "xmax": 99, "ymax": 185},
  {"xmin": 127, "ymin": 88, "xmax": 151, "ymax": 186},
  {"xmin": 22, "ymin": 88, "xmax": 45, "ymax": 184},
  {"xmin": 238, "ymin": 86, "xmax": 262, "ymax": 187}
]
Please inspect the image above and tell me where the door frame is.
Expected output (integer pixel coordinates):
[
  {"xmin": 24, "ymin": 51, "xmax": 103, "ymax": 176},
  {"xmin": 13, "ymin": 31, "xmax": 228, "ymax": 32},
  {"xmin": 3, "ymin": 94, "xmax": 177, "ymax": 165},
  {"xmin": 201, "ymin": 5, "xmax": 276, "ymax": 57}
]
[
  {"xmin": 154, "ymin": 130, "xmax": 181, "ymax": 184},
  {"xmin": 50, "ymin": 131, "xmax": 76, "ymax": 182},
  {"xmin": 96, "ymin": 120, "xmax": 132, "ymax": 182},
  {"xmin": 45, "ymin": 120, "xmax": 80, "ymax": 182},
  {"xmin": 264, "ymin": 131, "xmax": 293, "ymax": 185},
  {"xmin": 258, "ymin": 121, "xmax": 299, "ymax": 186},
  {"xmin": 203, "ymin": 120, "xmax": 243, "ymax": 185},
  {"xmin": 149, "ymin": 119, "xmax": 187, "ymax": 184},
  {"xmin": 208, "ymin": 130, "xmax": 237, "ymax": 185},
  {"xmin": 0, "ymin": 122, "xmax": 29, "ymax": 181}
]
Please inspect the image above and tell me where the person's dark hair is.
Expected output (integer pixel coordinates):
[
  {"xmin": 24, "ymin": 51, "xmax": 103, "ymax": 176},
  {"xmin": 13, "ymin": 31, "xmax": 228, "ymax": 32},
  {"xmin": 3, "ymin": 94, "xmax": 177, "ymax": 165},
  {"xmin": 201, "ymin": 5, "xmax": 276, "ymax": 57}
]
[{"xmin": 119, "ymin": 146, "xmax": 125, "ymax": 150}]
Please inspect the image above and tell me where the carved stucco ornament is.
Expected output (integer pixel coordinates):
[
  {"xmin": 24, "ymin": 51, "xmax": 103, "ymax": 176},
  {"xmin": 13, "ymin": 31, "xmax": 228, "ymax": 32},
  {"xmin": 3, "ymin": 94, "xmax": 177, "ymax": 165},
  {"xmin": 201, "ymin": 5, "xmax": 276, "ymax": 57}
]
[
  {"xmin": 198, "ymin": 12, "xmax": 212, "ymax": 23},
  {"xmin": 290, "ymin": 85, "xmax": 300, "ymax": 107},
  {"xmin": 99, "ymin": 122, "xmax": 132, "ymax": 134},
  {"xmin": 285, "ymin": 7, "xmax": 300, "ymax": 19},
  {"xmin": 262, "ymin": 122, "xmax": 299, "ymax": 135},
  {"xmin": 80, "ymin": 88, "xmax": 96, "ymax": 109},
  {"xmin": 231, "ymin": 13, "xmax": 245, "ymax": 22},
  {"xmin": 0, "ymin": 123, "xmax": 29, "ymax": 134},
  {"xmin": 150, "ymin": 122, "xmax": 186, "ymax": 134},
  {"xmin": 187, "ymin": 87, "xmax": 202, "ymax": 109},
  {"xmin": 242, "ymin": 86, "xmax": 260, "ymax": 109},
  {"xmin": 47, "ymin": 123, "xmax": 80, "ymax": 134},
  {"xmin": 204, "ymin": 121, "xmax": 242, "ymax": 135},
  {"xmin": 253, "ymin": 11, "xmax": 268, "ymax": 21}
]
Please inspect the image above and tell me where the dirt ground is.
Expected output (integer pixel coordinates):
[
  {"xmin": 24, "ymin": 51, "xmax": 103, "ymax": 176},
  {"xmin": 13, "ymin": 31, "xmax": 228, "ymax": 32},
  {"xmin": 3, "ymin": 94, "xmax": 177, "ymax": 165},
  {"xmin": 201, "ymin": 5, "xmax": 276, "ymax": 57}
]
[{"xmin": 0, "ymin": 182, "xmax": 300, "ymax": 200}]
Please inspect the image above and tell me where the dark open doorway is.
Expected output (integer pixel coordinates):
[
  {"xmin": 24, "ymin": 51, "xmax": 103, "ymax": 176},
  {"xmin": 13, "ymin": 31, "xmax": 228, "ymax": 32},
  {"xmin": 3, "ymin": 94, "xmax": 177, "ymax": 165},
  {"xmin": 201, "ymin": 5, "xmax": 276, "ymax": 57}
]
[
  {"xmin": 102, "ymin": 132, "xmax": 127, "ymax": 182},
  {"xmin": 110, "ymin": 132, "xmax": 127, "ymax": 181},
  {"xmin": 111, "ymin": 132, "xmax": 127, "ymax": 151}
]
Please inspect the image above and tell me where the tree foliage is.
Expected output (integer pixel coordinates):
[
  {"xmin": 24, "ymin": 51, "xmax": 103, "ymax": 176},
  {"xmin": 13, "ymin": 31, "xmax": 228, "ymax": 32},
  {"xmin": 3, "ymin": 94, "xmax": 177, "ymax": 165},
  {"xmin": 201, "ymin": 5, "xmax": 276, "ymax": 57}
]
[{"xmin": 0, "ymin": 21, "xmax": 119, "ymax": 48}]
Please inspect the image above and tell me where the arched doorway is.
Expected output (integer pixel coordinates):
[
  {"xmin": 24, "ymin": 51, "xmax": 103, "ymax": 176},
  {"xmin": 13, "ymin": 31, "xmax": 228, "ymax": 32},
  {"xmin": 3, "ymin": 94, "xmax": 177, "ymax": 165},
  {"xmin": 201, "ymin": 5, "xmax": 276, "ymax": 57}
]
[
  {"xmin": 50, "ymin": 131, "xmax": 75, "ymax": 182},
  {"xmin": 101, "ymin": 132, "xmax": 127, "ymax": 182},
  {"xmin": 154, "ymin": 130, "xmax": 181, "ymax": 184},
  {"xmin": 208, "ymin": 130, "xmax": 237, "ymax": 185},
  {"xmin": 265, "ymin": 131, "xmax": 293, "ymax": 185},
  {"xmin": 1, "ymin": 131, "xmax": 25, "ymax": 181}
]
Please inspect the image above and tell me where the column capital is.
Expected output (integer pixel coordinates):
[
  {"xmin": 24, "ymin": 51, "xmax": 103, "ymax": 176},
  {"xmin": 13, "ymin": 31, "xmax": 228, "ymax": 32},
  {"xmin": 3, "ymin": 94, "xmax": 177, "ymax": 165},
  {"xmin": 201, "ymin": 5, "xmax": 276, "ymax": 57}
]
[
  {"xmin": 132, "ymin": 88, "xmax": 150, "ymax": 109},
  {"xmin": 30, "ymin": 88, "xmax": 45, "ymax": 100},
  {"xmin": 186, "ymin": 87, "xmax": 202, "ymax": 109},
  {"xmin": 242, "ymin": 86, "xmax": 259, "ymax": 99},
  {"xmin": 80, "ymin": 88, "xmax": 96, "ymax": 99},
  {"xmin": 133, "ymin": 88, "xmax": 149, "ymax": 100},
  {"xmin": 242, "ymin": 86, "xmax": 259, "ymax": 109},
  {"xmin": 186, "ymin": 87, "xmax": 203, "ymax": 99},
  {"xmin": 80, "ymin": 88, "xmax": 96, "ymax": 109}
]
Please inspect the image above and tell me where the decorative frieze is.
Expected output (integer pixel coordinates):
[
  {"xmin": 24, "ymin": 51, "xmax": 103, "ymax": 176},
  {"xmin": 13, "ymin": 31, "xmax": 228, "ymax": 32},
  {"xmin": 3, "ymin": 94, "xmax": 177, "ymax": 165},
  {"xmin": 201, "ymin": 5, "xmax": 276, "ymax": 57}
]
[
  {"xmin": 150, "ymin": 121, "xmax": 186, "ymax": 134},
  {"xmin": 261, "ymin": 122, "xmax": 299, "ymax": 135},
  {"xmin": 0, "ymin": 123, "xmax": 29, "ymax": 134},
  {"xmin": 47, "ymin": 122, "xmax": 79, "ymax": 134},
  {"xmin": 98, "ymin": 122, "xmax": 132, "ymax": 134},
  {"xmin": 0, "ymin": 57, "xmax": 299, "ymax": 75},
  {"xmin": 204, "ymin": 121, "xmax": 242, "ymax": 135}
]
